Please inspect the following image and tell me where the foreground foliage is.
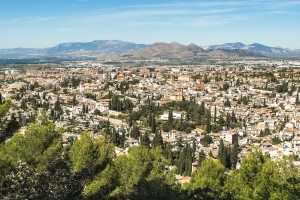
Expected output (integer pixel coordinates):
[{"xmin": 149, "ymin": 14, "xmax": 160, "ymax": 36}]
[{"xmin": 0, "ymin": 114, "xmax": 300, "ymax": 199}]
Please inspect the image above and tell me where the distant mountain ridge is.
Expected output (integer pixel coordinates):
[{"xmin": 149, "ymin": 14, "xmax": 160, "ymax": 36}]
[
  {"xmin": 47, "ymin": 40, "xmax": 147, "ymax": 54},
  {"xmin": 110, "ymin": 42, "xmax": 264, "ymax": 60},
  {"xmin": 202, "ymin": 42, "xmax": 300, "ymax": 56},
  {"xmin": 0, "ymin": 40, "xmax": 299, "ymax": 59},
  {"xmin": 0, "ymin": 40, "xmax": 147, "ymax": 58}
]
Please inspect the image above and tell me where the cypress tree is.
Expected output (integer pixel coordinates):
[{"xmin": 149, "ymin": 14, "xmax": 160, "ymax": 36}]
[
  {"xmin": 153, "ymin": 130, "xmax": 163, "ymax": 148},
  {"xmin": 140, "ymin": 132, "xmax": 150, "ymax": 148},
  {"xmin": 225, "ymin": 146, "xmax": 230, "ymax": 169},
  {"xmin": 177, "ymin": 149, "xmax": 186, "ymax": 175},
  {"xmin": 168, "ymin": 110, "xmax": 173, "ymax": 125},
  {"xmin": 192, "ymin": 138, "xmax": 196, "ymax": 161},
  {"xmin": 232, "ymin": 111, "xmax": 237, "ymax": 123},
  {"xmin": 218, "ymin": 139, "xmax": 226, "ymax": 167},
  {"xmin": 157, "ymin": 130, "xmax": 163, "ymax": 148},
  {"xmin": 230, "ymin": 136, "xmax": 239, "ymax": 169},
  {"xmin": 209, "ymin": 149, "xmax": 213, "ymax": 157},
  {"xmin": 205, "ymin": 117, "xmax": 211, "ymax": 133},
  {"xmin": 148, "ymin": 113, "xmax": 153, "ymax": 127},
  {"xmin": 18, "ymin": 112, "xmax": 22, "ymax": 126},
  {"xmin": 130, "ymin": 126, "xmax": 140, "ymax": 139},
  {"xmin": 111, "ymin": 128, "xmax": 120, "ymax": 146},
  {"xmin": 214, "ymin": 105, "xmax": 217, "ymax": 123},
  {"xmin": 105, "ymin": 119, "xmax": 110, "ymax": 135},
  {"xmin": 151, "ymin": 113, "xmax": 156, "ymax": 133},
  {"xmin": 120, "ymin": 129, "xmax": 126, "ymax": 147},
  {"xmin": 128, "ymin": 113, "xmax": 133, "ymax": 127},
  {"xmin": 198, "ymin": 149, "xmax": 206, "ymax": 166},
  {"xmin": 82, "ymin": 104, "xmax": 85, "ymax": 114},
  {"xmin": 199, "ymin": 101, "xmax": 205, "ymax": 116},
  {"xmin": 185, "ymin": 147, "xmax": 193, "ymax": 176},
  {"xmin": 177, "ymin": 144, "xmax": 193, "ymax": 176},
  {"xmin": 85, "ymin": 105, "xmax": 89, "ymax": 113}
]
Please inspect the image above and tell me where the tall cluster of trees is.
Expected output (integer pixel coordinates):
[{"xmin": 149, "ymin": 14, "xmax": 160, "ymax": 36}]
[
  {"xmin": 109, "ymin": 95, "xmax": 133, "ymax": 112},
  {"xmin": 177, "ymin": 144, "xmax": 194, "ymax": 176},
  {"xmin": 115, "ymin": 81, "xmax": 130, "ymax": 94},
  {"xmin": 60, "ymin": 77, "xmax": 80, "ymax": 88},
  {"xmin": 218, "ymin": 138, "xmax": 239, "ymax": 169}
]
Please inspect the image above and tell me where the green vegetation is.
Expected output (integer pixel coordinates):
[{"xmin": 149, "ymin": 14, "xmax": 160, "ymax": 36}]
[{"xmin": 1, "ymin": 110, "xmax": 299, "ymax": 199}]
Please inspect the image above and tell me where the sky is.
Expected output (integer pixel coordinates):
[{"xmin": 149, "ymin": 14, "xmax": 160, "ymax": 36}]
[{"xmin": 1, "ymin": 0, "xmax": 300, "ymax": 49}]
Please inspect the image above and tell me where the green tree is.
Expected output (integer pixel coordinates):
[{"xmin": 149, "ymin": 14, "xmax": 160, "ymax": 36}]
[
  {"xmin": 130, "ymin": 126, "xmax": 140, "ymax": 139},
  {"xmin": 94, "ymin": 109, "xmax": 100, "ymax": 115},
  {"xmin": 110, "ymin": 128, "xmax": 120, "ymax": 146},
  {"xmin": 140, "ymin": 132, "xmax": 150, "ymax": 148},
  {"xmin": 70, "ymin": 131, "xmax": 115, "ymax": 174},
  {"xmin": 227, "ymin": 148, "xmax": 267, "ymax": 199},
  {"xmin": 168, "ymin": 109, "xmax": 173, "ymax": 125},
  {"xmin": 230, "ymin": 136, "xmax": 239, "ymax": 169},
  {"xmin": 153, "ymin": 130, "xmax": 164, "ymax": 148},
  {"xmin": 83, "ymin": 146, "xmax": 172, "ymax": 199},
  {"xmin": 184, "ymin": 158, "xmax": 228, "ymax": 199},
  {"xmin": 0, "ymin": 111, "xmax": 61, "ymax": 176},
  {"xmin": 223, "ymin": 83, "xmax": 230, "ymax": 91},
  {"xmin": 128, "ymin": 112, "xmax": 133, "ymax": 127},
  {"xmin": 120, "ymin": 129, "xmax": 126, "ymax": 147},
  {"xmin": 151, "ymin": 113, "xmax": 156, "ymax": 133},
  {"xmin": 198, "ymin": 149, "xmax": 206, "ymax": 166}
]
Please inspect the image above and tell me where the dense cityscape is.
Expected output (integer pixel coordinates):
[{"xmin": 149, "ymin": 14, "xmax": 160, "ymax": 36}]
[{"xmin": 0, "ymin": 57, "xmax": 300, "ymax": 199}]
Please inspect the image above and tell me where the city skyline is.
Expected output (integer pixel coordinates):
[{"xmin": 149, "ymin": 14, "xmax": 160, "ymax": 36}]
[{"xmin": 1, "ymin": 0, "xmax": 300, "ymax": 49}]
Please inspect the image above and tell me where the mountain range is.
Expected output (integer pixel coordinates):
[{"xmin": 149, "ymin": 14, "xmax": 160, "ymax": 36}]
[
  {"xmin": 0, "ymin": 40, "xmax": 299, "ymax": 59},
  {"xmin": 202, "ymin": 42, "xmax": 300, "ymax": 56},
  {"xmin": 111, "ymin": 42, "xmax": 265, "ymax": 60}
]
